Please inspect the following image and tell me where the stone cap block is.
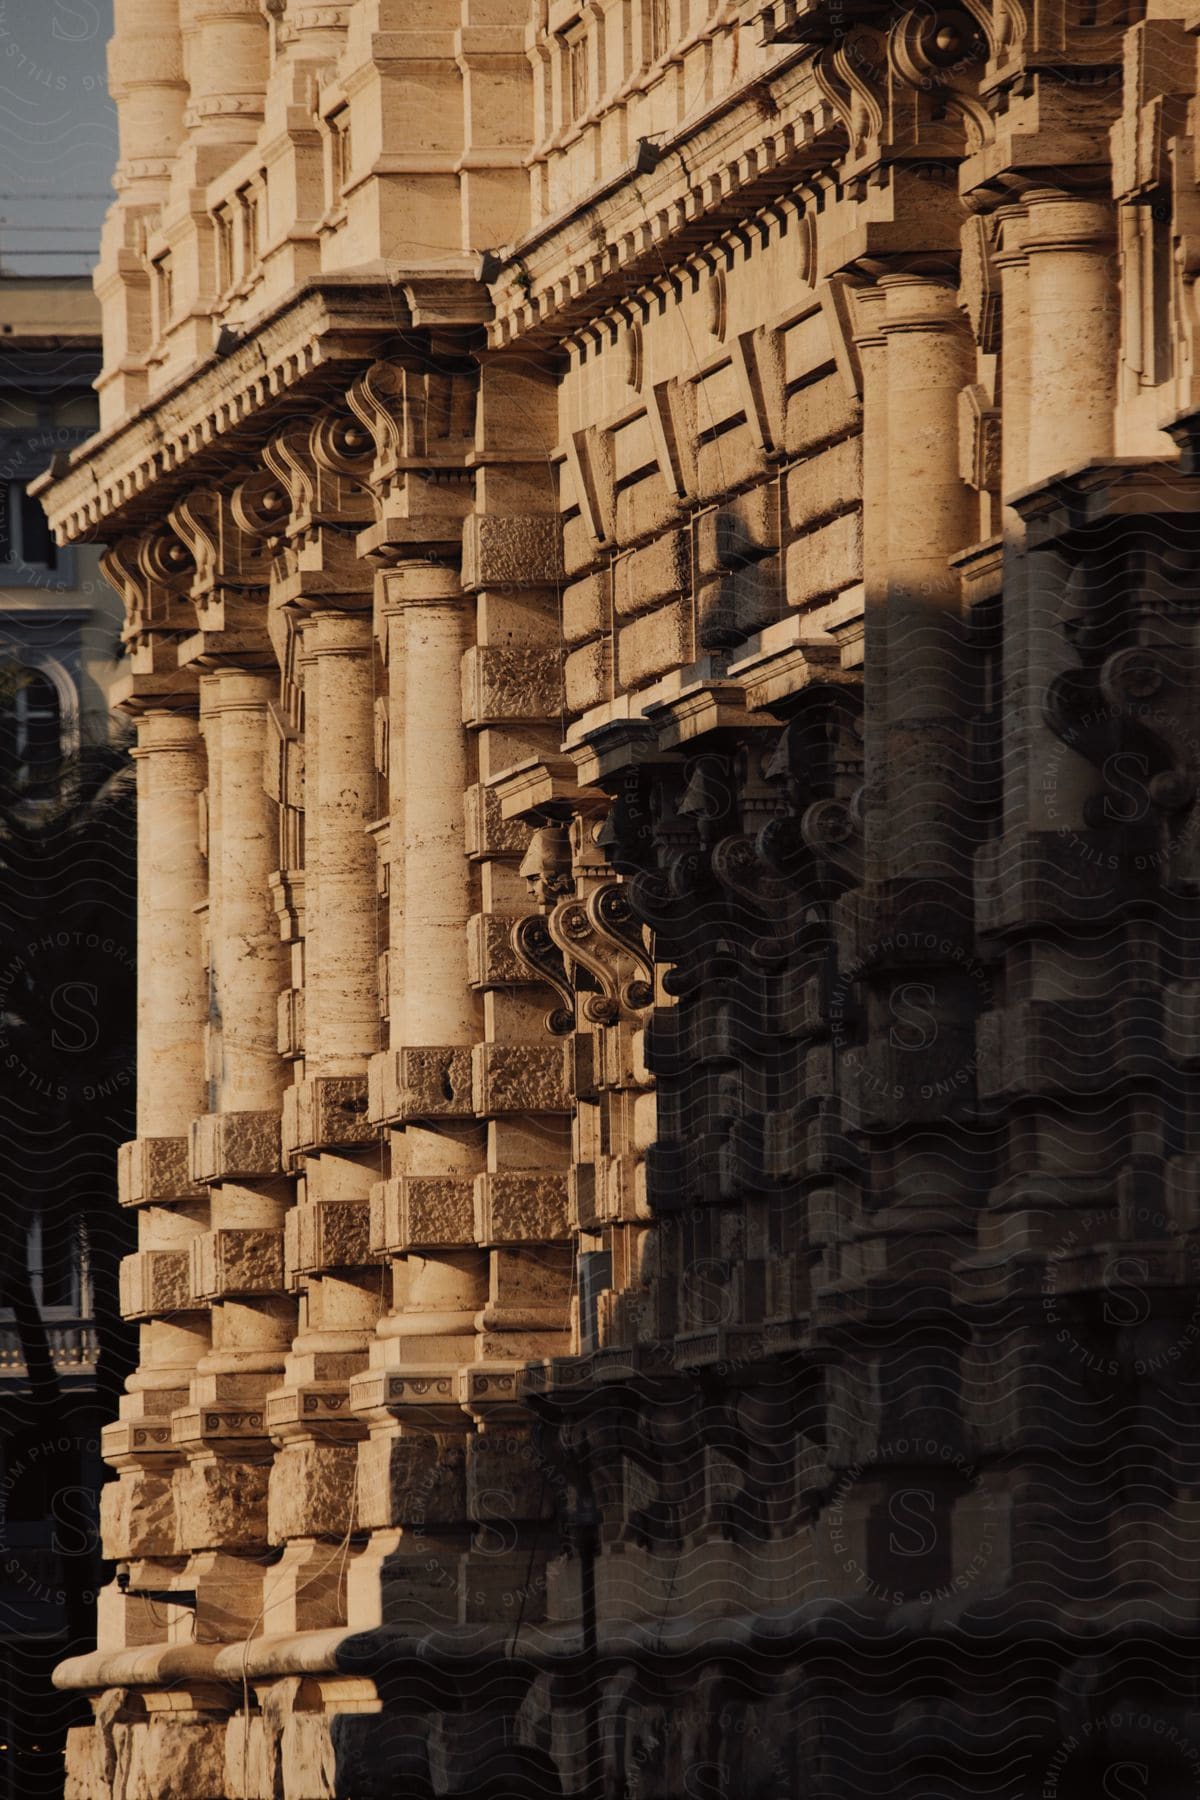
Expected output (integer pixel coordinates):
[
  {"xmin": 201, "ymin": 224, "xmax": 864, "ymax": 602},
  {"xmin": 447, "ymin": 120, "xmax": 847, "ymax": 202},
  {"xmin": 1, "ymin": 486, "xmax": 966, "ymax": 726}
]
[
  {"xmin": 101, "ymin": 1419, "xmax": 178, "ymax": 1464},
  {"xmin": 119, "ymin": 1249, "xmax": 194, "ymax": 1322},
  {"xmin": 281, "ymin": 1075, "xmax": 374, "ymax": 1164},
  {"xmin": 467, "ymin": 913, "xmax": 533, "ymax": 989},
  {"xmin": 371, "ymin": 1176, "xmax": 475, "ymax": 1253},
  {"xmin": 461, "ymin": 644, "xmax": 562, "ymax": 728},
  {"xmin": 189, "ymin": 1227, "xmax": 285, "ymax": 1301},
  {"xmin": 289, "ymin": 1198, "xmax": 372, "ymax": 1276},
  {"xmin": 461, "ymin": 513, "xmax": 562, "ymax": 592},
  {"xmin": 472, "ymin": 1041, "xmax": 571, "ymax": 1115},
  {"xmin": 172, "ymin": 1405, "xmax": 267, "ymax": 1448},
  {"xmin": 188, "ymin": 1110, "xmax": 282, "ymax": 1184},
  {"xmin": 367, "ymin": 1047, "xmax": 476, "ymax": 1125},
  {"xmin": 117, "ymin": 1136, "xmax": 206, "ymax": 1207},
  {"xmin": 473, "ymin": 1172, "xmax": 569, "ymax": 1245},
  {"xmin": 349, "ymin": 1366, "xmax": 465, "ymax": 1429},
  {"xmin": 464, "ymin": 781, "xmax": 530, "ymax": 861}
]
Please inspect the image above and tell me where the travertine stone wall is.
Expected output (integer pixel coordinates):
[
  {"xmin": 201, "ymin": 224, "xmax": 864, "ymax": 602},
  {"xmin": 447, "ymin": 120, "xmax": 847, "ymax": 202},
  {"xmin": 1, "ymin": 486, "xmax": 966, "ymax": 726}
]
[{"xmin": 39, "ymin": 0, "xmax": 1200, "ymax": 1792}]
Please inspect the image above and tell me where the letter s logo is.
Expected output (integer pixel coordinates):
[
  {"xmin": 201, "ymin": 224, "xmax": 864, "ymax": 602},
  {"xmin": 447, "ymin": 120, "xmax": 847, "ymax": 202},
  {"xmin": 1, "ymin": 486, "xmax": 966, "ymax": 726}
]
[
  {"xmin": 50, "ymin": 982, "xmax": 98, "ymax": 1053},
  {"xmin": 888, "ymin": 1488, "xmax": 938, "ymax": 1559},
  {"xmin": 473, "ymin": 1488, "xmax": 518, "ymax": 1558},
  {"xmin": 1102, "ymin": 1762, "xmax": 1149, "ymax": 1800},
  {"xmin": 683, "ymin": 1763, "xmax": 729, "ymax": 1799},
  {"xmin": 889, "ymin": 983, "xmax": 936, "ymax": 1052},
  {"xmin": 53, "ymin": 2, "xmax": 101, "ymax": 41},
  {"xmin": 51, "ymin": 1486, "xmax": 99, "ymax": 1558},
  {"xmin": 1101, "ymin": 752, "xmax": 1151, "ymax": 825},
  {"xmin": 1102, "ymin": 1257, "xmax": 1151, "ymax": 1327}
]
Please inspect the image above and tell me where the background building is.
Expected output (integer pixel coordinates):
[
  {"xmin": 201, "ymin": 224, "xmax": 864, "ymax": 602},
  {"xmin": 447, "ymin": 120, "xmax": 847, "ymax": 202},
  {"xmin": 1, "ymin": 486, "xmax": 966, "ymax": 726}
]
[
  {"xmin": 36, "ymin": 0, "xmax": 1200, "ymax": 1796},
  {"xmin": 0, "ymin": 275, "xmax": 130, "ymax": 1798}
]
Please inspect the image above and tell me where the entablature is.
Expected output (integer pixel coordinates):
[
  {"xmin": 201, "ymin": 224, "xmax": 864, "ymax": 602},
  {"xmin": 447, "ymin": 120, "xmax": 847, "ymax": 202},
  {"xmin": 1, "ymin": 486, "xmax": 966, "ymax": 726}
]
[{"xmin": 33, "ymin": 273, "xmax": 489, "ymax": 549}]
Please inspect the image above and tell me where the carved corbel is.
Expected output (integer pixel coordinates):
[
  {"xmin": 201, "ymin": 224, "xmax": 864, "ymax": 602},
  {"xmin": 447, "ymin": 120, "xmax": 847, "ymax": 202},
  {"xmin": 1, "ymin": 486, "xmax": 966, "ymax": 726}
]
[
  {"xmin": 547, "ymin": 883, "xmax": 654, "ymax": 1026},
  {"xmin": 804, "ymin": 0, "xmax": 989, "ymax": 174},
  {"xmin": 104, "ymin": 531, "xmax": 195, "ymax": 647},
  {"xmin": 346, "ymin": 359, "xmax": 475, "ymax": 487},
  {"xmin": 1097, "ymin": 645, "xmax": 1200, "ymax": 888},
  {"xmin": 168, "ymin": 484, "xmax": 272, "ymax": 651},
  {"xmin": 169, "ymin": 486, "xmax": 272, "ymax": 595},
  {"xmin": 761, "ymin": 696, "xmax": 865, "ymax": 887},
  {"xmin": 510, "ymin": 914, "xmax": 576, "ymax": 1036}
]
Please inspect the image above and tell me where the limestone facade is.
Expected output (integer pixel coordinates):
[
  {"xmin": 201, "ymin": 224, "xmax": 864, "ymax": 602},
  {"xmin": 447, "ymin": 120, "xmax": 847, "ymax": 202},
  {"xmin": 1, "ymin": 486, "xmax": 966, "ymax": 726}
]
[{"xmin": 36, "ymin": 0, "xmax": 1200, "ymax": 1793}]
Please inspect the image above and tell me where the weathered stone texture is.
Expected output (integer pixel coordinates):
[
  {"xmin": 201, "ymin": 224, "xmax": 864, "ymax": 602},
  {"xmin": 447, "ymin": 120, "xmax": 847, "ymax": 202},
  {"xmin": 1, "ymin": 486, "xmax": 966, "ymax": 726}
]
[{"xmin": 41, "ymin": 0, "xmax": 1200, "ymax": 1794}]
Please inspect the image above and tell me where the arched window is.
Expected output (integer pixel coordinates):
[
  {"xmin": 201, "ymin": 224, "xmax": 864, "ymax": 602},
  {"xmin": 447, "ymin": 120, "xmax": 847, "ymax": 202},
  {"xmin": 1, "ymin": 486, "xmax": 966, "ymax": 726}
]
[{"xmin": 0, "ymin": 663, "xmax": 63, "ymax": 792}]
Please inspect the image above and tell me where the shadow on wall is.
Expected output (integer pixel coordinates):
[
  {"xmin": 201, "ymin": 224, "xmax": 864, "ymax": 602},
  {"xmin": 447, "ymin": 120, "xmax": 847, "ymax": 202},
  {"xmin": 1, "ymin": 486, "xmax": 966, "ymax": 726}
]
[{"xmin": 331, "ymin": 1720, "xmax": 565, "ymax": 1800}]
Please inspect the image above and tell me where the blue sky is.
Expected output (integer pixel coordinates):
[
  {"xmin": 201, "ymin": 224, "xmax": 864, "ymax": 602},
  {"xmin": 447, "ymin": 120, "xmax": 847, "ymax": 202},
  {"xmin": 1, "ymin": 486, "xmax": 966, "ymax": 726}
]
[{"xmin": 0, "ymin": 1, "xmax": 116, "ymax": 277}]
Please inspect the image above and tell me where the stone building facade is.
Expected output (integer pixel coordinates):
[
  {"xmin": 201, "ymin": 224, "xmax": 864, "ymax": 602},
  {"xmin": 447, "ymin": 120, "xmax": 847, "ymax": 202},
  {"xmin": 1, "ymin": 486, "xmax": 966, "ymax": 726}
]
[{"xmin": 36, "ymin": 0, "xmax": 1200, "ymax": 1794}]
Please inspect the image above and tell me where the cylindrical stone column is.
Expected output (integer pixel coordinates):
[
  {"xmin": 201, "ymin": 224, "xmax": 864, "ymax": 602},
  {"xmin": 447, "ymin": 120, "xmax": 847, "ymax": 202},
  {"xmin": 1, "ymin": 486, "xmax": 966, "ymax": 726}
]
[
  {"xmin": 204, "ymin": 670, "xmax": 288, "ymax": 1115},
  {"xmin": 133, "ymin": 709, "xmax": 208, "ymax": 1140},
  {"xmin": 307, "ymin": 612, "xmax": 379, "ymax": 1075},
  {"xmin": 876, "ymin": 273, "xmax": 976, "ymax": 880},
  {"xmin": 1023, "ymin": 189, "xmax": 1118, "ymax": 487},
  {"xmin": 384, "ymin": 563, "xmax": 484, "ymax": 1347},
  {"xmin": 109, "ymin": 0, "xmax": 188, "ymax": 197},
  {"xmin": 180, "ymin": 0, "xmax": 269, "ymax": 147}
]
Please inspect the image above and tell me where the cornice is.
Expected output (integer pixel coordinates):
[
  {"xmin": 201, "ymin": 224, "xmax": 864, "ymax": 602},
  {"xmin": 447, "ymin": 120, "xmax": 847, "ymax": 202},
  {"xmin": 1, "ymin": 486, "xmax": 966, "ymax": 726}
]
[
  {"xmin": 488, "ymin": 51, "xmax": 839, "ymax": 351},
  {"xmin": 34, "ymin": 271, "xmax": 488, "ymax": 546}
]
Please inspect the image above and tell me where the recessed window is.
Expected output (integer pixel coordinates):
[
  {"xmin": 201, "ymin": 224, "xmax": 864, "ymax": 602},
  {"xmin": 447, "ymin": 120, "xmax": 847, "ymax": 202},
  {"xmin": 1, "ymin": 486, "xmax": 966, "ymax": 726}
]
[
  {"xmin": 329, "ymin": 110, "xmax": 352, "ymax": 202},
  {"xmin": 648, "ymin": 0, "xmax": 669, "ymax": 61},
  {"xmin": 0, "ymin": 482, "xmax": 57, "ymax": 574},
  {"xmin": 562, "ymin": 22, "xmax": 590, "ymax": 123},
  {"xmin": 215, "ymin": 206, "xmax": 235, "ymax": 291},
  {"xmin": 241, "ymin": 188, "xmax": 260, "ymax": 270},
  {"xmin": 52, "ymin": 395, "xmax": 98, "ymax": 430},
  {"xmin": 0, "ymin": 396, "xmax": 38, "ymax": 430},
  {"xmin": 152, "ymin": 253, "xmax": 174, "ymax": 333},
  {"xmin": 0, "ymin": 664, "xmax": 62, "ymax": 793}
]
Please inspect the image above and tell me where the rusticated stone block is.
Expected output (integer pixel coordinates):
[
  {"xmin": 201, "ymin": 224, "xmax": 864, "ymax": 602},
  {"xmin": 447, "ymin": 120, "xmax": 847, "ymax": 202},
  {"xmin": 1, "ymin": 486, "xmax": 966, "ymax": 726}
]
[
  {"xmin": 119, "ymin": 1249, "xmax": 193, "ymax": 1321},
  {"xmin": 783, "ymin": 369, "xmax": 861, "ymax": 457},
  {"xmin": 368, "ymin": 1046, "xmax": 476, "ymax": 1124},
  {"xmin": 615, "ymin": 471, "xmax": 680, "ymax": 545},
  {"xmin": 562, "ymin": 509, "xmax": 604, "ymax": 578},
  {"xmin": 117, "ymin": 1135, "xmax": 205, "ymax": 1207},
  {"xmin": 464, "ymin": 781, "xmax": 530, "ymax": 860},
  {"xmin": 784, "ymin": 434, "xmax": 862, "ymax": 530},
  {"xmin": 174, "ymin": 1457, "xmax": 271, "ymax": 1551},
  {"xmin": 292, "ymin": 1198, "xmax": 371, "ymax": 1273},
  {"xmin": 472, "ymin": 1041, "xmax": 571, "ymax": 1114},
  {"xmin": 356, "ymin": 1430, "xmax": 467, "ymax": 1532},
  {"xmin": 461, "ymin": 514, "xmax": 563, "ymax": 590},
  {"xmin": 617, "ymin": 600, "xmax": 691, "ymax": 690},
  {"xmin": 461, "ymin": 645, "xmax": 561, "ymax": 726},
  {"xmin": 564, "ymin": 639, "xmax": 610, "ymax": 713},
  {"xmin": 697, "ymin": 561, "xmax": 782, "ymax": 649},
  {"xmin": 694, "ymin": 491, "xmax": 776, "ymax": 577},
  {"xmin": 68, "ymin": 1720, "xmax": 227, "ymax": 1800},
  {"xmin": 696, "ymin": 422, "xmax": 762, "ymax": 502},
  {"xmin": 99, "ymin": 1466, "xmax": 178, "ymax": 1560},
  {"xmin": 468, "ymin": 912, "xmax": 531, "ymax": 989},
  {"xmin": 614, "ymin": 528, "xmax": 691, "ymax": 619},
  {"xmin": 562, "ymin": 570, "xmax": 607, "ymax": 643},
  {"xmin": 372, "ymin": 1175, "xmax": 475, "ymax": 1252},
  {"xmin": 188, "ymin": 1109, "xmax": 281, "ymax": 1183},
  {"xmin": 784, "ymin": 510, "xmax": 862, "ymax": 608},
  {"xmin": 474, "ymin": 1172, "xmax": 570, "ymax": 1244},
  {"xmin": 281, "ymin": 1074, "xmax": 373, "ymax": 1160},
  {"xmin": 190, "ymin": 1228, "xmax": 285, "ymax": 1300},
  {"xmin": 268, "ymin": 1439, "xmax": 358, "ymax": 1543}
]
